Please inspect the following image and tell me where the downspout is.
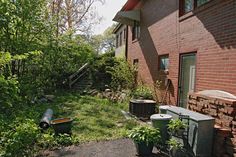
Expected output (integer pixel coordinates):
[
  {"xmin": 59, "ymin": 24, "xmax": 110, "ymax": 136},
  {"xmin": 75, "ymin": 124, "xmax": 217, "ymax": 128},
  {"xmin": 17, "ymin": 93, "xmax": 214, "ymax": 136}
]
[{"xmin": 125, "ymin": 25, "xmax": 129, "ymax": 60}]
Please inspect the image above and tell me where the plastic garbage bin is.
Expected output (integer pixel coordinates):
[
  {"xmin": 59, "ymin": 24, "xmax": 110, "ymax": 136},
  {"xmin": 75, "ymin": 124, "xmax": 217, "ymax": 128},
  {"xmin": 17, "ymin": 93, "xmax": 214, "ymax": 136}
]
[{"xmin": 150, "ymin": 114, "xmax": 172, "ymax": 144}]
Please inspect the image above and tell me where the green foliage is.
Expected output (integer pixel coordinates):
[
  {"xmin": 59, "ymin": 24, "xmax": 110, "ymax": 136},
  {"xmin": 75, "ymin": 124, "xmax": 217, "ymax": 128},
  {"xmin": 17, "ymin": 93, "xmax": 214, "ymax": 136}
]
[
  {"xmin": 90, "ymin": 24, "xmax": 116, "ymax": 54},
  {"xmin": 0, "ymin": 75, "xmax": 19, "ymax": 110},
  {"xmin": 0, "ymin": 52, "xmax": 11, "ymax": 68},
  {"xmin": 128, "ymin": 126, "xmax": 161, "ymax": 145},
  {"xmin": 132, "ymin": 85, "xmax": 154, "ymax": 99},
  {"xmin": 108, "ymin": 59, "xmax": 135, "ymax": 91},
  {"xmin": 0, "ymin": 52, "xmax": 21, "ymax": 111},
  {"xmin": 90, "ymin": 53, "xmax": 116, "ymax": 90},
  {"xmin": 91, "ymin": 55, "xmax": 135, "ymax": 91},
  {"xmin": 0, "ymin": 91, "xmax": 138, "ymax": 156},
  {"xmin": 0, "ymin": 119, "xmax": 39, "ymax": 157},
  {"xmin": 167, "ymin": 119, "xmax": 187, "ymax": 133},
  {"xmin": 0, "ymin": 0, "xmax": 48, "ymax": 53},
  {"xmin": 17, "ymin": 35, "xmax": 95, "ymax": 97},
  {"xmin": 38, "ymin": 133, "xmax": 79, "ymax": 149},
  {"xmin": 167, "ymin": 138, "xmax": 183, "ymax": 150},
  {"xmin": 0, "ymin": 0, "xmax": 96, "ymax": 96}
]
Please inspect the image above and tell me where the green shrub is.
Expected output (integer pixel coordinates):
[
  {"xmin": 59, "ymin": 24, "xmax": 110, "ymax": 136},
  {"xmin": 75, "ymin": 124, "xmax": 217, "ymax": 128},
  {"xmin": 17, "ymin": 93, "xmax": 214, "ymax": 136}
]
[
  {"xmin": 167, "ymin": 119, "xmax": 187, "ymax": 133},
  {"xmin": 167, "ymin": 138, "xmax": 183, "ymax": 150},
  {"xmin": 38, "ymin": 132, "xmax": 80, "ymax": 149},
  {"xmin": 0, "ymin": 75, "xmax": 20, "ymax": 111},
  {"xmin": 128, "ymin": 126, "xmax": 160, "ymax": 145},
  {"xmin": 0, "ymin": 119, "xmax": 39, "ymax": 157},
  {"xmin": 108, "ymin": 59, "xmax": 135, "ymax": 91},
  {"xmin": 90, "ymin": 53, "xmax": 117, "ymax": 90},
  {"xmin": 132, "ymin": 85, "xmax": 154, "ymax": 99}
]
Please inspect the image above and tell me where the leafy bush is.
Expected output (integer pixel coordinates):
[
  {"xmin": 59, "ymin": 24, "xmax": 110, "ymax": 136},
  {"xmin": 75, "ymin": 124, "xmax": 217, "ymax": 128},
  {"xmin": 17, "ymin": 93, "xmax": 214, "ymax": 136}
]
[
  {"xmin": 0, "ymin": 52, "xmax": 20, "ymax": 111},
  {"xmin": 90, "ymin": 53, "xmax": 116, "ymax": 90},
  {"xmin": 0, "ymin": 119, "xmax": 39, "ymax": 157},
  {"xmin": 167, "ymin": 138, "xmax": 183, "ymax": 150},
  {"xmin": 132, "ymin": 85, "xmax": 154, "ymax": 99},
  {"xmin": 38, "ymin": 132, "xmax": 79, "ymax": 149},
  {"xmin": 108, "ymin": 59, "xmax": 135, "ymax": 91},
  {"xmin": 167, "ymin": 119, "xmax": 187, "ymax": 134},
  {"xmin": 0, "ymin": 75, "xmax": 20, "ymax": 111},
  {"xmin": 128, "ymin": 126, "xmax": 160, "ymax": 145},
  {"xmin": 0, "ymin": 118, "xmax": 80, "ymax": 156}
]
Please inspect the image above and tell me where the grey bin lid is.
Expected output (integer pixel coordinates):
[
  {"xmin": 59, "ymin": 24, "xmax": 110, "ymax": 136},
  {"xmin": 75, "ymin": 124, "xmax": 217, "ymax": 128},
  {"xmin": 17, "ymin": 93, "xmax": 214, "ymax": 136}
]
[
  {"xmin": 159, "ymin": 105, "xmax": 170, "ymax": 110},
  {"xmin": 150, "ymin": 114, "xmax": 172, "ymax": 120},
  {"xmin": 167, "ymin": 106, "xmax": 214, "ymax": 122},
  {"xmin": 130, "ymin": 99, "xmax": 156, "ymax": 103}
]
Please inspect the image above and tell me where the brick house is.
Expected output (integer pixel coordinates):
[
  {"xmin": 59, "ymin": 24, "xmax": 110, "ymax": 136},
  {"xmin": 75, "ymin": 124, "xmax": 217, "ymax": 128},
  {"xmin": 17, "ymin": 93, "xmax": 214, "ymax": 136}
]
[
  {"xmin": 113, "ymin": 0, "xmax": 236, "ymax": 107},
  {"xmin": 113, "ymin": 0, "xmax": 236, "ymax": 156}
]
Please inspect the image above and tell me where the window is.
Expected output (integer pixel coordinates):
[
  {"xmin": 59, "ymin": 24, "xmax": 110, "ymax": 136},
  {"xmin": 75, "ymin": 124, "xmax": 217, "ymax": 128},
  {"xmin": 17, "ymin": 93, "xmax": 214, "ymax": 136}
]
[
  {"xmin": 133, "ymin": 59, "xmax": 139, "ymax": 71},
  {"xmin": 123, "ymin": 28, "xmax": 126, "ymax": 40},
  {"xmin": 180, "ymin": 0, "xmax": 210, "ymax": 16},
  {"xmin": 159, "ymin": 55, "xmax": 169, "ymax": 71},
  {"xmin": 184, "ymin": 0, "xmax": 194, "ymax": 13},
  {"xmin": 116, "ymin": 35, "xmax": 119, "ymax": 48},
  {"xmin": 132, "ymin": 21, "xmax": 140, "ymax": 41},
  {"xmin": 119, "ymin": 32, "xmax": 123, "ymax": 46},
  {"xmin": 133, "ymin": 59, "xmax": 139, "ymax": 65}
]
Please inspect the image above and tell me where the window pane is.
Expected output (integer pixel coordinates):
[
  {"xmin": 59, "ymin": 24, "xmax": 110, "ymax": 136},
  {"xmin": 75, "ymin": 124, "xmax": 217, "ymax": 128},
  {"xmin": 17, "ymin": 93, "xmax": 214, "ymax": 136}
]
[
  {"xmin": 160, "ymin": 56, "xmax": 169, "ymax": 70},
  {"xmin": 185, "ymin": 0, "xmax": 194, "ymax": 13},
  {"xmin": 132, "ymin": 21, "xmax": 140, "ymax": 40},
  {"xmin": 133, "ymin": 59, "xmax": 139, "ymax": 71},
  {"xmin": 123, "ymin": 28, "xmax": 126, "ymax": 40},
  {"xmin": 197, "ymin": 0, "xmax": 209, "ymax": 7},
  {"xmin": 137, "ymin": 25, "xmax": 140, "ymax": 39},
  {"xmin": 120, "ymin": 32, "xmax": 122, "ymax": 46},
  {"xmin": 116, "ymin": 35, "xmax": 119, "ymax": 48}
]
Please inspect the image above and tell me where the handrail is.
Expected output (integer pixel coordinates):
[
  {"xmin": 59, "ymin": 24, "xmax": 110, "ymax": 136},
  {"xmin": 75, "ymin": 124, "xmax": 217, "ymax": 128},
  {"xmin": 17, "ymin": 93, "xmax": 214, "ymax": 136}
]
[
  {"xmin": 69, "ymin": 63, "xmax": 89, "ymax": 80},
  {"xmin": 68, "ymin": 63, "xmax": 89, "ymax": 88}
]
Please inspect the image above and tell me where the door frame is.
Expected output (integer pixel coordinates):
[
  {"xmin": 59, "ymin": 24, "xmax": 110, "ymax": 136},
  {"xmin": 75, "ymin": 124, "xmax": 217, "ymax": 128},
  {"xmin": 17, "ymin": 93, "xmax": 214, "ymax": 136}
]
[{"xmin": 177, "ymin": 52, "xmax": 197, "ymax": 107}]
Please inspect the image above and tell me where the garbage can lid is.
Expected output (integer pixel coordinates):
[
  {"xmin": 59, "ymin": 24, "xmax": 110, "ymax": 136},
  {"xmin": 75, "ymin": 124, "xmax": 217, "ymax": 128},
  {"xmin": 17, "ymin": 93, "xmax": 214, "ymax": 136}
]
[
  {"xmin": 159, "ymin": 105, "xmax": 170, "ymax": 110},
  {"xmin": 150, "ymin": 114, "xmax": 172, "ymax": 120}
]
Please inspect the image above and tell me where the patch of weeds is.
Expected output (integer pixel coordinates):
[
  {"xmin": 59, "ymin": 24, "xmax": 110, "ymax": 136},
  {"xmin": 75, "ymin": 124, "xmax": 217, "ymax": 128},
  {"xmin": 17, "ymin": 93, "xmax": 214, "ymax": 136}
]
[
  {"xmin": 0, "ymin": 119, "xmax": 39, "ymax": 157},
  {"xmin": 38, "ymin": 131, "xmax": 79, "ymax": 149},
  {"xmin": 123, "ymin": 120, "xmax": 139, "ymax": 130}
]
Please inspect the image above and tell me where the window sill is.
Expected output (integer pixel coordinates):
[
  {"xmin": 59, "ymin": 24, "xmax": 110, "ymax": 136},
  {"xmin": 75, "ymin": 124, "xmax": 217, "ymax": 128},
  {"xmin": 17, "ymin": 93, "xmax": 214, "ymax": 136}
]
[{"xmin": 179, "ymin": 0, "xmax": 221, "ymax": 22}]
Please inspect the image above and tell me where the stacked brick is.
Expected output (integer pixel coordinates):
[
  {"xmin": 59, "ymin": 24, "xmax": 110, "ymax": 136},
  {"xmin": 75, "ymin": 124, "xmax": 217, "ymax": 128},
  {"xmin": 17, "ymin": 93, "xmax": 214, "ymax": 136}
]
[{"xmin": 188, "ymin": 93, "xmax": 236, "ymax": 157}]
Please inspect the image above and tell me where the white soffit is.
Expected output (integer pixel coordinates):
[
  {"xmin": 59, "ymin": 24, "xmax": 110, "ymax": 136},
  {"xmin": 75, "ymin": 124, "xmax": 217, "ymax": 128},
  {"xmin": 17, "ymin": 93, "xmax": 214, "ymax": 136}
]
[{"xmin": 113, "ymin": 9, "xmax": 140, "ymax": 26}]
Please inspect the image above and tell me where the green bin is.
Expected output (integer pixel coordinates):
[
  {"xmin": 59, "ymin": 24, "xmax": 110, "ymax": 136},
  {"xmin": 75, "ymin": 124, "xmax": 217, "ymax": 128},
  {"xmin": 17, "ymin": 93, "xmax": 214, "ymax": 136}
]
[{"xmin": 150, "ymin": 114, "xmax": 172, "ymax": 144}]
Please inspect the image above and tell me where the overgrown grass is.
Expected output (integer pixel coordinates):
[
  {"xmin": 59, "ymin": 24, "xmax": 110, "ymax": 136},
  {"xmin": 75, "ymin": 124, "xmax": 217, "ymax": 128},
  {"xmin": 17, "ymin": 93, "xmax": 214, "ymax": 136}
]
[
  {"xmin": 0, "ymin": 91, "xmax": 138, "ymax": 156},
  {"xmin": 47, "ymin": 92, "xmax": 138, "ymax": 142}
]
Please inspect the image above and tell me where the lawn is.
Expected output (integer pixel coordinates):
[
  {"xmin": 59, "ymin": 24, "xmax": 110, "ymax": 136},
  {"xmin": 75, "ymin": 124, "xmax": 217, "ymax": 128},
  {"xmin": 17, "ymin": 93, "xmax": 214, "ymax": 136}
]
[
  {"xmin": 38, "ymin": 91, "xmax": 137, "ymax": 140},
  {"xmin": 0, "ymin": 91, "xmax": 139, "ymax": 156},
  {"xmin": 43, "ymin": 91, "xmax": 138, "ymax": 142}
]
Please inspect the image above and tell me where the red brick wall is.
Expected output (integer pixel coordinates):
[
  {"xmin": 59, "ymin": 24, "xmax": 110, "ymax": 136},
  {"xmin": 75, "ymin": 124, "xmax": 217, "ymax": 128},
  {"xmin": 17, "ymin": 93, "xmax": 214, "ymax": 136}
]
[{"xmin": 126, "ymin": 0, "xmax": 236, "ymax": 104}]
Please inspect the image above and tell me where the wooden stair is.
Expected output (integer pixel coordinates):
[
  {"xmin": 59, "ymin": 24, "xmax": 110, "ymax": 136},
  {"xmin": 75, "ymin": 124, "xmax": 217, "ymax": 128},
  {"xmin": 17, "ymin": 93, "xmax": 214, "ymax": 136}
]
[
  {"xmin": 66, "ymin": 63, "xmax": 93, "ymax": 91},
  {"xmin": 72, "ymin": 71, "xmax": 92, "ymax": 90}
]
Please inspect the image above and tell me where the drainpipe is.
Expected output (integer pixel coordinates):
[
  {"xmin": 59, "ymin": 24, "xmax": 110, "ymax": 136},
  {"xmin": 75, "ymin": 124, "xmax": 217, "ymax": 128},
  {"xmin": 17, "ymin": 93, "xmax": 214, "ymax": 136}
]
[{"xmin": 125, "ymin": 25, "xmax": 129, "ymax": 60}]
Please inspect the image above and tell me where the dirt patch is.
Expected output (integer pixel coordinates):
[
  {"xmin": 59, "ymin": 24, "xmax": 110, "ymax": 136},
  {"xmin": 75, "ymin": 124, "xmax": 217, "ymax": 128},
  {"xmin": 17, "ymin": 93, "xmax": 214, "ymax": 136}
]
[{"xmin": 39, "ymin": 138, "xmax": 167, "ymax": 157}]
